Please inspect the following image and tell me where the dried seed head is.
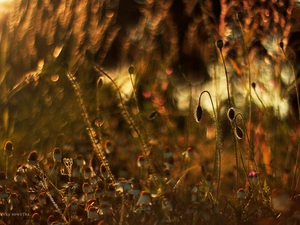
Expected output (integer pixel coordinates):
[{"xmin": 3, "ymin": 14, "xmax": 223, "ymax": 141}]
[
  {"xmin": 279, "ymin": 42, "xmax": 284, "ymax": 49},
  {"xmin": 251, "ymin": 82, "xmax": 256, "ymax": 89},
  {"xmin": 53, "ymin": 148, "xmax": 61, "ymax": 162},
  {"xmin": 28, "ymin": 151, "xmax": 38, "ymax": 161},
  {"xmin": 148, "ymin": 111, "xmax": 158, "ymax": 120},
  {"xmin": 128, "ymin": 66, "xmax": 134, "ymax": 75},
  {"xmin": 235, "ymin": 126, "xmax": 244, "ymax": 139},
  {"xmin": 194, "ymin": 105, "xmax": 203, "ymax": 123},
  {"xmin": 4, "ymin": 141, "xmax": 13, "ymax": 157},
  {"xmin": 237, "ymin": 12, "xmax": 244, "ymax": 22},
  {"xmin": 227, "ymin": 107, "xmax": 235, "ymax": 121},
  {"xmin": 97, "ymin": 77, "xmax": 103, "ymax": 89},
  {"xmin": 216, "ymin": 40, "xmax": 223, "ymax": 50}
]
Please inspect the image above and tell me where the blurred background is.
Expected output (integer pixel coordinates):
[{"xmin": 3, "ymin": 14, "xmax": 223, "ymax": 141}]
[{"xmin": 0, "ymin": 0, "xmax": 300, "ymax": 179}]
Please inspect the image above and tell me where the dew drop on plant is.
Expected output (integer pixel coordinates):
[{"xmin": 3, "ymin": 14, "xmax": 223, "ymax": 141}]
[{"xmin": 194, "ymin": 105, "xmax": 202, "ymax": 123}]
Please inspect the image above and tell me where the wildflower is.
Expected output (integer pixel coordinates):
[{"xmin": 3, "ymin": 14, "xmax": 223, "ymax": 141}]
[
  {"xmin": 31, "ymin": 213, "xmax": 40, "ymax": 225},
  {"xmin": 105, "ymin": 140, "xmax": 114, "ymax": 155},
  {"xmin": 75, "ymin": 154, "xmax": 86, "ymax": 167},
  {"xmin": 83, "ymin": 167, "xmax": 93, "ymax": 180},
  {"xmin": 162, "ymin": 198, "xmax": 172, "ymax": 211},
  {"xmin": 185, "ymin": 204, "xmax": 195, "ymax": 216},
  {"xmin": 28, "ymin": 151, "xmax": 39, "ymax": 166},
  {"xmin": 98, "ymin": 203, "xmax": 111, "ymax": 216},
  {"xmin": 163, "ymin": 146, "xmax": 173, "ymax": 159},
  {"xmin": 14, "ymin": 171, "xmax": 26, "ymax": 183},
  {"xmin": 82, "ymin": 182, "xmax": 92, "ymax": 194},
  {"xmin": 271, "ymin": 188, "xmax": 291, "ymax": 212},
  {"xmin": 237, "ymin": 188, "xmax": 247, "ymax": 199},
  {"xmin": 53, "ymin": 148, "xmax": 61, "ymax": 162},
  {"xmin": 137, "ymin": 155, "xmax": 147, "ymax": 168},
  {"xmin": 114, "ymin": 180, "xmax": 132, "ymax": 193},
  {"xmin": 248, "ymin": 171, "xmax": 259, "ymax": 186},
  {"xmin": 164, "ymin": 156, "xmax": 174, "ymax": 171},
  {"xmin": 38, "ymin": 192, "xmax": 47, "ymax": 205},
  {"xmin": 4, "ymin": 141, "xmax": 13, "ymax": 157},
  {"xmin": 182, "ymin": 147, "xmax": 193, "ymax": 161},
  {"xmin": 95, "ymin": 187, "xmax": 104, "ymax": 199},
  {"xmin": 136, "ymin": 191, "xmax": 152, "ymax": 206},
  {"xmin": 8, "ymin": 192, "xmax": 19, "ymax": 205},
  {"xmin": 69, "ymin": 197, "xmax": 79, "ymax": 211},
  {"xmin": 90, "ymin": 175, "xmax": 101, "ymax": 187},
  {"xmin": 87, "ymin": 205, "xmax": 99, "ymax": 219},
  {"xmin": 191, "ymin": 182, "xmax": 205, "ymax": 202},
  {"xmin": 107, "ymin": 183, "xmax": 116, "ymax": 197},
  {"xmin": 100, "ymin": 163, "xmax": 108, "ymax": 179}
]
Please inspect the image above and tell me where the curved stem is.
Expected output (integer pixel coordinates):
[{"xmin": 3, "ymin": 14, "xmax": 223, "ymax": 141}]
[
  {"xmin": 234, "ymin": 113, "xmax": 257, "ymax": 172},
  {"xmin": 199, "ymin": 91, "xmax": 221, "ymax": 201},
  {"xmin": 218, "ymin": 49, "xmax": 232, "ymax": 108},
  {"xmin": 238, "ymin": 21, "xmax": 253, "ymax": 165}
]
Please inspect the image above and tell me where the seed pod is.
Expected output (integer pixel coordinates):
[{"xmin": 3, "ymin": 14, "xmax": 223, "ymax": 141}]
[
  {"xmin": 28, "ymin": 151, "xmax": 39, "ymax": 166},
  {"xmin": 227, "ymin": 107, "xmax": 235, "ymax": 121},
  {"xmin": 237, "ymin": 12, "xmax": 244, "ymax": 22},
  {"xmin": 235, "ymin": 126, "xmax": 244, "ymax": 139},
  {"xmin": 4, "ymin": 141, "xmax": 13, "ymax": 157},
  {"xmin": 148, "ymin": 111, "xmax": 158, "ymax": 120},
  {"xmin": 279, "ymin": 42, "xmax": 284, "ymax": 49},
  {"xmin": 194, "ymin": 105, "xmax": 203, "ymax": 123},
  {"xmin": 97, "ymin": 77, "xmax": 103, "ymax": 89},
  {"xmin": 128, "ymin": 66, "xmax": 134, "ymax": 75},
  {"xmin": 251, "ymin": 82, "xmax": 256, "ymax": 89},
  {"xmin": 216, "ymin": 40, "xmax": 223, "ymax": 50}
]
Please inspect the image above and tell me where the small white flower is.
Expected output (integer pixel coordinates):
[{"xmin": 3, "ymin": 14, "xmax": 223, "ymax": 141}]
[
  {"xmin": 136, "ymin": 191, "xmax": 152, "ymax": 206},
  {"xmin": 237, "ymin": 188, "xmax": 247, "ymax": 199}
]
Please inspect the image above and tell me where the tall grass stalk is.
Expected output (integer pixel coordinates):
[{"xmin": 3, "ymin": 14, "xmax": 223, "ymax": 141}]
[
  {"xmin": 64, "ymin": 65, "xmax": 115, "ymax": 183},
  {"xmin": 94, "ymin": 65, "xmax": 148, "ymax": 152},
  {"xmin": 128, "ymin": 67, "xmax": 149, "ymax": 145}
]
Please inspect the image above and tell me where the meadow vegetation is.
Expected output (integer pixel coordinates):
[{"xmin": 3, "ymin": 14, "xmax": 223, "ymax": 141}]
[{"xmin": 0, "ymin": 0, "xmax": 300, "ymax": 224}]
